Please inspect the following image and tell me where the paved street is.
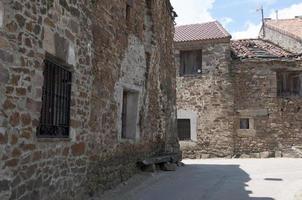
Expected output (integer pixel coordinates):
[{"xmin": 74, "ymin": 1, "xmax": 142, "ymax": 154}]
[{"xmin": 98, "ymin": 159, "xmax": 302, "ymax": 200}]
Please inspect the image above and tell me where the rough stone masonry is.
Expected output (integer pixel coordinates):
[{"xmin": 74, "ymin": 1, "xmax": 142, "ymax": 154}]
[
  {"xmin": 175, "ymin": 21, "xmax": 302, "ymax": 159},
  {"xmin": 0, "ymin": 0, "xmax": 179, "ymax": 199}
]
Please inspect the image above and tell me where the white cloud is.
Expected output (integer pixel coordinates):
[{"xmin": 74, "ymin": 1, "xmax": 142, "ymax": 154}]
[
  {"xmin": 253, "ymin": 0, "xmax": 277, "ymax": 6},
  {"xmin": 220, "ymin": 17, "xmax": 234, "ymax": 28},
  {"xmin": 170, "ymin": 0, "xmax": 215, "ymax": 25},
  {"xmin": 269, "ymin": 3, "xmax": 302, "ymax": 19},
  {"xmin": 232, "ymin": 22, "xmax": 262, "ymax": 39},
  {"xmin": 232, "ymin": 2, "xmax": 302, "ymax": 39}
]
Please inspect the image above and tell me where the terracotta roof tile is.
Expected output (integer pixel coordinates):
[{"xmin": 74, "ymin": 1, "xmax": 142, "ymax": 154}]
[
  {"xmin": 174, "ymin": 21, "xmax": 231, "ymax": 42},
  {"xmin": 231, "ymin": 39, "xmax": 297, "ymax": 59},
  {"xmin": 265, "ymin": 18, "xmax": 302, "ymax": 42}
]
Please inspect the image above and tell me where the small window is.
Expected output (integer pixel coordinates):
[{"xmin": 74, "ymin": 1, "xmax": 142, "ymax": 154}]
[
  {"xmin": 179, "ymin": 50, "xmax": 202, "ymax": 76},
  {"xmin": 37, "ymin": 59, "xmax": 72, "ymax": 138},
  {"xmin": 240, "ymin": 118, "xmax": 250, "ymax": 130},
  {"xmin": 126, "ymin": 0, "xmax": 134, "ymax": 22},
  {"xmin": 277, "ymin": 71, "xmax": 302, "ymax": 96},
  {"xmin": 177, "ymin": 119, "xmax": 191, "ymax": 140},
  {"xmin": 121, "ymin": 90, "xmax": 139, "ymax": 140}
]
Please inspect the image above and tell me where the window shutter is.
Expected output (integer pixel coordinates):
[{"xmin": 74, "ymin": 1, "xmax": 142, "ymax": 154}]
[
  {"xmin": 197, "ymin": 49, "xmax": 202, "ymax": 73},
  {"xmin": 179, "ymin": 52, "xmax": 185, "ymax": 76}
]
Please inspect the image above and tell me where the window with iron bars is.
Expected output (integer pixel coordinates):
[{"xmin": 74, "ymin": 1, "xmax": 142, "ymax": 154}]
[
  {"xmin": 37, "ymin": 58, "xmax": 72, "ymax": 138},
  {"xmin": 277, "ymin": 71, "xmax": 302, "ymax": 97}
]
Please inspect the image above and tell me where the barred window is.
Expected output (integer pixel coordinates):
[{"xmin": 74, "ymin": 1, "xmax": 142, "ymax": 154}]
[
  {"xmin": 37, "ymin": 59, "xmax": 72, "ymax": 138},
  {"xmin": 277, "ymin": 71, "xmax": 302, "ymax": 97},
  {"xmin": 177, "ymin": 119, "xmax": 191, "ymax": 141}
]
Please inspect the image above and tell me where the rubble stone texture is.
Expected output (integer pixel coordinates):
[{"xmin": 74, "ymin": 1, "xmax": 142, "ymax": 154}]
[
  {"xmin": 233, "ymin": 59, "xmax": 302, "ymax": 156},
  {"xmin": 176, "ymin": 40, "xmax": 235, "ymax": 158},
  {"xmin": 176, "ymin": 28, "xmax": 302, "ymax": 158},
  {"xmin": 0, "ymin": 0, "xmax": 179, "ymax": 199}
]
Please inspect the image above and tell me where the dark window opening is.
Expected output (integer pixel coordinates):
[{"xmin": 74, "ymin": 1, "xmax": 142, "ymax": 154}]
[
  {"xmin": 240, "ymin": 118, "xmax": 250, "ymax": 130},
  {"xmin": 37, "ymin": 59, "xmax": 72, "ymax": 138},
  {"xmin": 126, "ymin": 0, "xmax": 134, "ymax": 22},
  {"xmin": 146, "ymin": 0, "xmax": 152, "ymax": 9},
  {"xmin": 179, "ymin": 49, "xmax": 202, "ymax": 76},
  {"xmin": 121, "ymin": 91, "xmax": 128, "ymax": 138},
  {"xmin": 277, "ymin": 71, "xmax": 302, "ymax": 97},
  {"xmin": 177, "ymin": 119, "xmax": 191, "ymax": 141}
]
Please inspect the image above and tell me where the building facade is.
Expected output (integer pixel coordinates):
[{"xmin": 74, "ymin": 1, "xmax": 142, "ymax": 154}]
[
  {"xmin": 232, "ymin": 39, "xmax": 302, "ymax": 157},
  {"xmin": 260, "ymin": 17, "xmax": 302, "ymax": 54},
  {"xmin": 0, "ymin": 0, "xmax": 179, "ymax": 199},
  {"xmin": 175, "ymin": 22, "xmax": 234, "ymax": 158},
  {"xmin": 175, "ymin": 21, "xmax": 302, "ymax": 158}
]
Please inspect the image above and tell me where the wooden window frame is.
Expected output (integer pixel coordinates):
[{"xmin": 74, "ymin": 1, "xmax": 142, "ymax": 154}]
[
  {"xmin": 179, "ymin": 49, "xmax": 202, "ymax": 76},
  {"xmin": 277, "ymin": 71, "xmax": 302, "ymax": 97}
]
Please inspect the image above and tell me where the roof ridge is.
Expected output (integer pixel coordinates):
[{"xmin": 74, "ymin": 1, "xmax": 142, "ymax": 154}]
[
  {"xmin": 265, "ymin": 23, "xmax": 302, "ymax": 42},
  {"xmin": 230, "ymin": 38, "xmax": 300, "ymax": 59},
  {"xmin": 175, "ymin": 21, "xmax": 218, "ymax": 28},
  {"xmin": 214, "ymin": 21, "xmax": 231, "ymax": 38},
  {"xmin": 268, "ymin": 18, "xmax": 302, "ymax": 22}
]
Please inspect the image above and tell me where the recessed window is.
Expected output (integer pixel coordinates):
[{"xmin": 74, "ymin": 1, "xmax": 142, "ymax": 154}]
[
  {"xmin": 121, "ymin": 90, "xmax": 139, "ymax": 140},
  {"xmin": 37, "ymin": 59, "xmax": 72, "ymax": 138},
  {"xmin": 179, "ymin": 50, "xmax": 202, "ymax": 76},
  {"xmin": 277, "ymin": 71, "xmax": 302, "ymax": 96},
  {"xmin": 240, "ymin": 118, "xmax": 250, "ymax": 130},
  {"xmin": 126, "ymin": 0, "xmax": 134, "ymax": 22},
  {"xmin": 177, "ymin": 119, "xmax": 191, "ymax": 141}
]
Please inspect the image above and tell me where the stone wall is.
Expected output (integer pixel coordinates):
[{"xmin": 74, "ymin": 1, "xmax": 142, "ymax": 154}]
[
  {"xmin": 0, "ymin": 0, "xmax": 178, "ymax": 199},
  {"xmin": 233, "ymin": 59, "xmax": 302, "ymax": 157},
  {"xmin": 176, "ymin": 40, "xmax": 234, "ymax": 158},
  {"xmin": 260, "ymin": 26, "xmax": 302, "ymax": 54}
]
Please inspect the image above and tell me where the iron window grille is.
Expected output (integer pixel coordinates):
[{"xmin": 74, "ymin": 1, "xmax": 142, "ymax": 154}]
[
  {"xmin": 37, "ymin": 59, "xmax": 72, "ymax": 138},
  {"xmin": 177, "ymin": 119, "xmax": 191, "ymax": 141}
]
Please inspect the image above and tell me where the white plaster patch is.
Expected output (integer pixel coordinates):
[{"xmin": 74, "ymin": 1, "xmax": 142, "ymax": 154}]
[
  {"xmin": 115, "ymin": 35, "xmax": 147, "ymax": 143},
  {"xmin": 70, "ymin": 128, "xmax": 76, "ymax": 142},
  {"xmin": 0, "ymin": 2, "xmax": 3, "ymax": 28},
  {"xmin": 67, "ymin": 43, "xmax": 76, "ymax": 66},
  {"xmin": 43, "ymin": 27, "xmax": 55, "ymax": 55},
  {"xmin": 120, "ymin": 35, "xmax": 147, "ymax": 86}
]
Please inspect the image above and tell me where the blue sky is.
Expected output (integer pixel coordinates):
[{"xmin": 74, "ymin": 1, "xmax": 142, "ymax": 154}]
[{"xmin": 170, "ymin": 0, "xmax": 302, "ymax": 39}]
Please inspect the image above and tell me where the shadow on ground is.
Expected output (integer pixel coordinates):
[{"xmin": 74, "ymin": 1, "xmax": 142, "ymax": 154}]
[
  {"xmin": 132, "ymin": 164, "xmax": 275, "ymax": 200},
  {"xmin": 96, "ymin": 163, "xmax": 277, "ymax": 200}
]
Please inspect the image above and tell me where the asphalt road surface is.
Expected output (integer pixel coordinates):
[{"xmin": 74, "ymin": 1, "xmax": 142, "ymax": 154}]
[{"xmin": 97, "ymin": 158, "xmax": 302, "ymax": 200}]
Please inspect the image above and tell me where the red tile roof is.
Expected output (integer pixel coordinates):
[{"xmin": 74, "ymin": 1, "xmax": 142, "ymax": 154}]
[
  {"xmin": 265, "ymin": 18, "xmax": 302, "ymax": 42},
  {"xmin": 174, "ymin": 21, "xmax": 231, "ymax": 42},
  {"xmin": 231, "ymin": 39, "xmax": 298, "ymax": 59}
]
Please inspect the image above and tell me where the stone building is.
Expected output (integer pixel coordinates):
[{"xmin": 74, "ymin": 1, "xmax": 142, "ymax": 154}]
[
  {"xmin": 260, "ymin": 16, "xmax": 302, "ymax": 54},
  {"xmin": 231, "ymin": 39, "xmax": 302, "ymax": 157},
  {"xmin": 175, "ymin": 21, "xmax": 234, "ymax": 158},
  {"xmin": 0, "ymin": 0, "xmax": 179, "ymax": 199},
  {"xmin": 175, "ymin": 20, "xmax": 302, "ymax": 158}
]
